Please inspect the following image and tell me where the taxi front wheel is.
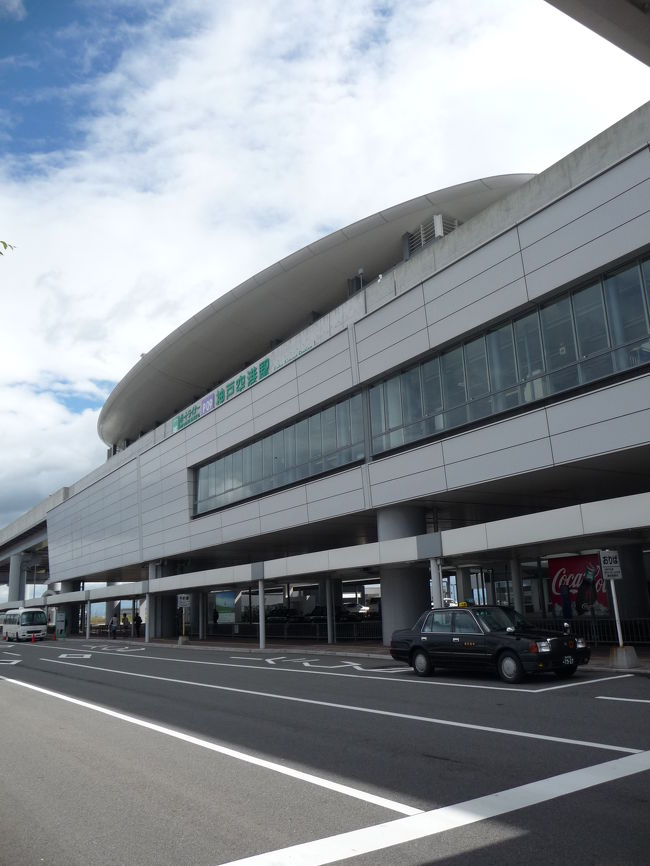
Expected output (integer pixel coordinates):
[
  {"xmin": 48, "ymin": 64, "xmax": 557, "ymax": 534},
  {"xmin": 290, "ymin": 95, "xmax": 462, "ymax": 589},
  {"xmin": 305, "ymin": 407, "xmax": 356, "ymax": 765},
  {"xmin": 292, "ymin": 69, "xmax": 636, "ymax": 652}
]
[
  {"xmin": 497, "ymin": 650, "xmax": 524, "ymax": 684},
  {"xmin": 412, "ymin": 649, "xmax": 433, "ymax": 677}
]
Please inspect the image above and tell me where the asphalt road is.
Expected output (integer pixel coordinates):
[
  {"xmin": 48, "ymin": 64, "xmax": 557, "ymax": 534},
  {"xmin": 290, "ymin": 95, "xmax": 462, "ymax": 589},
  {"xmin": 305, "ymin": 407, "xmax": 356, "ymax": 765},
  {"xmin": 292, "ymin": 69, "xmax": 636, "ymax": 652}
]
[{"xmin": 1, "ymin": 638, "xmax": 649, "ymax": 866}]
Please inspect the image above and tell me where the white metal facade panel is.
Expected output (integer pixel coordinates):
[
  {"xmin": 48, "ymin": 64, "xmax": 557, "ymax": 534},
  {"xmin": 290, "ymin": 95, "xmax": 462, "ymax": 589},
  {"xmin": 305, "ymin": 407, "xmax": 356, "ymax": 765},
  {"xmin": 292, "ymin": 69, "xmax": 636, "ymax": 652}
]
[
  {"xmin": 422, "ymin": 229, "xmax": 521, "ymax": 302},
  {"xmin": 427, "ymin": 278, "xmax": 529, "ymax": 350}
]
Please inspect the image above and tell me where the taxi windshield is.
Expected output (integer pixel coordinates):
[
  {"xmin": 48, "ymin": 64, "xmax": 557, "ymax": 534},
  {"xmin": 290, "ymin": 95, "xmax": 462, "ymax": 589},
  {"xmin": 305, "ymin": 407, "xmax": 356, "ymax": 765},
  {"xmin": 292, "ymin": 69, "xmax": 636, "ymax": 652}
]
[{"xmin": 473, "ymin": 607, "xmax": 531, "ymax": 632}]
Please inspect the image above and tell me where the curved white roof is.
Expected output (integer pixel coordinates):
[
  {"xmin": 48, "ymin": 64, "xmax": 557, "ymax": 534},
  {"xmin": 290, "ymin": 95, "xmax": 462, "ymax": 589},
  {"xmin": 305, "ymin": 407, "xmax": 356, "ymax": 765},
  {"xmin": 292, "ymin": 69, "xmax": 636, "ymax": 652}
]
[{"xmin": 98, "ymin": 175, "xmax": 534, "ymax": 445}]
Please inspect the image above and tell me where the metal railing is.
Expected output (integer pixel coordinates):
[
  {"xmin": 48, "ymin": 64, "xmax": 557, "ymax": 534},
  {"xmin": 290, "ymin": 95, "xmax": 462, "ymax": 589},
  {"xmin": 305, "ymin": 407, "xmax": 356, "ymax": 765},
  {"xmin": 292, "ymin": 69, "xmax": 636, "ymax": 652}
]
[
  {"xmin": 527, "ymin": 617, "xmax": 650, "ymax": 646},
  {"xmin": 207, "ymin": 620, "xmax": 383, "ymax": 642}
]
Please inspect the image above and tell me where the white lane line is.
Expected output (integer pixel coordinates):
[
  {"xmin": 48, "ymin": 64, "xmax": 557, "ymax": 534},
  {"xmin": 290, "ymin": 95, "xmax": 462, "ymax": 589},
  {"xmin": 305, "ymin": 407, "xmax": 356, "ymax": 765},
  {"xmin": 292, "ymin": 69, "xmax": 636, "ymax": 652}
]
[
  {"xmin": 39, "ymin": 658, "xmax": 641, "ymax": 754},
  {"xmin": 35, "ymin": 642, "xmax": 618, "ymax": 691},
  {"xmin": 220, "ymin": 750, "xmax": 650, "ymax": 866},
  {"xmin": 596, "ymin": 696, "xmax": 650, "ymax": 704},
  {"xmin": 0, "ymin": 675, "xmax": 420, "ymax": 817},
  {"xmin": 530, "ymin": 674, "xmax": 634, "ymax": 692}
]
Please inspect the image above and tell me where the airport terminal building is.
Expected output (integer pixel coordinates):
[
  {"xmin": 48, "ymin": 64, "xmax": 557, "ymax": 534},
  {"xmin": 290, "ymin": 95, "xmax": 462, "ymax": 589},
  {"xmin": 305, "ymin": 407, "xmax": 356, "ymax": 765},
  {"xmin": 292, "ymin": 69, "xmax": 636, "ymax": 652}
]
[{"xmin": 2, "ymin": 93, "xmax": 650, "ymax": 645}]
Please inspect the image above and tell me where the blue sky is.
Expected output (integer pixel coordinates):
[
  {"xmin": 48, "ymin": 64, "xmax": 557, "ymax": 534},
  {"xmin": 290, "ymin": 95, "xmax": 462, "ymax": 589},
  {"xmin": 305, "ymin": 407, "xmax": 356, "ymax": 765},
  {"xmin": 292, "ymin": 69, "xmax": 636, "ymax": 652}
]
[{"xmin": 1, "ymin": 0, "xmax": 649, "ymax": 539}]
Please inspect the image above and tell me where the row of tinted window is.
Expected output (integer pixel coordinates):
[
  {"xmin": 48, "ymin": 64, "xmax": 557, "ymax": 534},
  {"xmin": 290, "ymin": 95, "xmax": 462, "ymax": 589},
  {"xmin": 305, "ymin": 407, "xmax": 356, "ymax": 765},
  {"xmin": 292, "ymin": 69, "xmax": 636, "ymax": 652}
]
[
  {"xmin": 195, "ymin": 394, "xmax": 364, "ymax": 515},
  {"xmin": 370, "ymin": 257, "xmax": 650, "ymax": 453},
  {"xmin": 194, "ymin": 254, "xmax": 650, "ymax": 516}
]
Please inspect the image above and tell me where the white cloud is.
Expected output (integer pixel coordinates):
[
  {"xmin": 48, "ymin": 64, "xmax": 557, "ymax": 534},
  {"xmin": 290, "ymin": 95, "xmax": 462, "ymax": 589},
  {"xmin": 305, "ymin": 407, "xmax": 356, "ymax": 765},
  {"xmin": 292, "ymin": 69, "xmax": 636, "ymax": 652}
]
[
  {"xmin": 0, "ymin": 0, "xmax": 25, "ymax": 21},
  {"xmin": 1, "ymin": 0, "xmax": 649, "ymax": 527}
]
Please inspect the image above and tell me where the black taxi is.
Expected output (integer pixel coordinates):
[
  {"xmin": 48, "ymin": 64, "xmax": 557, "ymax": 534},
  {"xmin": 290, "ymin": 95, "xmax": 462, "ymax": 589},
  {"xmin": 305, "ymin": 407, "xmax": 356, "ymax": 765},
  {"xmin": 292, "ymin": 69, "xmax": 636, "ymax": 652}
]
[{"xmin": 390, "ymin": 604, "xmax": 590, "ymax": 683}]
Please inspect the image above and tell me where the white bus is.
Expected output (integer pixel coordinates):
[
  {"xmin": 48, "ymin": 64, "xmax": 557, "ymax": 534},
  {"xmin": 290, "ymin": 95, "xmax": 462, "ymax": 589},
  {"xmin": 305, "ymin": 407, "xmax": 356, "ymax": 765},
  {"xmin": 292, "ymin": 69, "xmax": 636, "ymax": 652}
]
[{"xmin": 2, "ymin": 607, "xmax": 48, "ymax": 641}]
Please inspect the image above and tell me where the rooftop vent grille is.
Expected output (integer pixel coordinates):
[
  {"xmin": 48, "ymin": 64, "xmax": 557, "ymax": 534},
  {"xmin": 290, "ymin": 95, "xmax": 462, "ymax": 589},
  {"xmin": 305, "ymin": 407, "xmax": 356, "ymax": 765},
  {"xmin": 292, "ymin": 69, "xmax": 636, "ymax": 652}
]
[{"xmin": 403, "ymin": 213, "xmax": 461, "ymax": 260}]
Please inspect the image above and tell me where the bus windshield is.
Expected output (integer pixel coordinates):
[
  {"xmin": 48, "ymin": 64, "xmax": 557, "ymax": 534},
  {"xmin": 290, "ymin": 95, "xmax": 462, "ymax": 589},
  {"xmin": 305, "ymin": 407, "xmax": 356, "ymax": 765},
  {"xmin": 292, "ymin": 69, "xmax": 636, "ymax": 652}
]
[{"xmin": 20, "ymin": 610, "xmax": 47, "ymax": 626}]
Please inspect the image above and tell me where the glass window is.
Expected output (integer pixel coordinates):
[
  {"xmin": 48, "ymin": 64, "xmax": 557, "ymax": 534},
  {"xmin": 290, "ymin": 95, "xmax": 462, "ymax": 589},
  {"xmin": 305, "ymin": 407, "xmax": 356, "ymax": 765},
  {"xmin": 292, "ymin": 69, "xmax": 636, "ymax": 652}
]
[
  {"xmin": 223, "ymin": 453, "xmax": 233, "ymax": 491},
  {"xmin": 401, "ymin": 367, "xmax": 423, "ymax": 424},
  {"xmin": 514, "ymin": 311, "xmax": 544, "ymax": 379},
  {"xmin": 573, "ymin": 282, "xmax": 609, "ymax": 357},
  {"xmin": 242, "ymin": 445, "xmax": 252, "ymax": 484},
  {"xmin": 196, "ymin": 465, "xmax": 209, "ymax": 505},
  {"xmin": 422, "ymin": 357, "xmax": 442, "ymax": 416},
  {"xmin": 453, "ymin": 610, "xmax": 482, "ymax": 634},
  {"xmin": 604, "ymin": 263, "xmax": 648, "ymax": 346},
  {"xmin": 251, "ymin": 440, "xmax": 263, "ymax": 481},
  {"xmin": 422, "ymin": 610, "xmax": 452, "ymax": 632},
  {"xmin": 642, "ymin": 257, "xmax": 650, "ymax": 313},
  {"xmin": 295, "ymin": 419, "xmax": 309, "ymax": 466},
  {"xmin": 336, "ymin": 400, "xmax": 351, "ymax": 448},
  {"xmin": 284, "ymin": 425, "xmax": 296, "ymax": 468},
  {"xmin": 272, "ymin": 430, "xmax": 285, "ymax": 474},
  {"xmin": 350, "ymin": 394, "xmax": 364, "ymax": 446},
  {"xmin": 464, "ymin": 336, "xmax": 489, "ymax": 399},
  {"xmin": 322, "ymin": 406, "xmax": 337, "ymax": 454},
  {"xmin": 309, "ymin": 414, "xmax": 322, "ymax": 459},
  {"xmin": 369, "ymin": 384, "xmax": 385, "ymax": 437},
  {"xmin": 231, "ymin": 449, "xmax": 243, "ymax": 490},
  {"xmin": 385, "ymin": 376, "xmax": 402, "ymax": 430},
  {"xmin": 213, "ymin": 460, "xmax": 224, "ymax": 497},
  {"xmin": 263, "ymin": 436, "xmax": 273, "ymax": 478},
  {"xmin": 441, "ymin": 346, "xmax": 466, "ymax": 408},
  {"xmin": 540, "ymin": 294, "xmax": 577, "ymax": 370},
  {"xmin": 487, "ymin": 324, "xmax": 517, "ymax": 390}
]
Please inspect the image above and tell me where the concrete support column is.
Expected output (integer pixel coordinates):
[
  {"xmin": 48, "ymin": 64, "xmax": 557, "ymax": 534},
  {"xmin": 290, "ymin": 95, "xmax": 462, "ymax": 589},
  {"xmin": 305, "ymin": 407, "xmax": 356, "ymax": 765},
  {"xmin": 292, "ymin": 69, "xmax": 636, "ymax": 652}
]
[
  {"xmin": 541, "ymin": 572, "xmax": 551, "ymax": 614},
  {"xmin": 429, "ymin": 559, "xmax": 443, "ymax": 608},
  {"xmin": 258, "ymin": 580, "xmax": 266, "ymax": 650},
  {"xmin": 530, "ymin": 577, "xmax": 543, "ymax": 613},
  {"xmin": 106, "ymin": 580, "xmax": 121, "ymax": 625},
  {"xmin": 190, "ymin": 592, "xmax": 202, "ymax": 638},
  {"xmin": 325, "ymin": 578, "xmax": 334, "ymax": 645},
  {"xmin": 85, "ymin": 600, "xmax": 91, "ymax": 639},
  {"xmin": 145, "ymin": 592, "xmax": 151, "ymax": 643},
  {"xmin": 456, "ymin": 568, "xmax": 473, "ymax": 605},
  {"xmin": 377, "ymin": 506, "xmax": 430, "ymax": 645},
  {"xmin": 198, "ymin": 592, "xmax": 207, "ymax": 641},
  {"xmin": 148, "ymin": 595, "xmax": 177, "ymax": 639},
  {"xmin": 510, "ymin": 557, "xmax": 524, "ymax": 613},
  {"xmin": 8, "ymin": 554, "xmax": 25, "ymax": 602},
  {"xmin": 486, "ymin": 573, "xmax": 496, "ymax": 605}
]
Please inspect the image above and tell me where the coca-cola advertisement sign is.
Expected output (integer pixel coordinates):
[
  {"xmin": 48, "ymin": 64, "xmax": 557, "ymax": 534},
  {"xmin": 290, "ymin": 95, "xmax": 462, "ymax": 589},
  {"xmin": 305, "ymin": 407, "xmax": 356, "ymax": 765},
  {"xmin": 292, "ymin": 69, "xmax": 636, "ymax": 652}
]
[{"xmin": 549, "ymin": 554, "xmax": 610, "ymax": 617}]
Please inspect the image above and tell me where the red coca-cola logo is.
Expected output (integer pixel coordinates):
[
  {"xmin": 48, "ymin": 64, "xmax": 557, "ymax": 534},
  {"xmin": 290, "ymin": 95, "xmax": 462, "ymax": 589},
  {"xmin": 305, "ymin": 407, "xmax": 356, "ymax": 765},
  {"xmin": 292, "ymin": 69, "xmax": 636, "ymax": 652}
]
[{"xmin": 550, "ymin": 560, "xmax": 605, "ymax": 596}]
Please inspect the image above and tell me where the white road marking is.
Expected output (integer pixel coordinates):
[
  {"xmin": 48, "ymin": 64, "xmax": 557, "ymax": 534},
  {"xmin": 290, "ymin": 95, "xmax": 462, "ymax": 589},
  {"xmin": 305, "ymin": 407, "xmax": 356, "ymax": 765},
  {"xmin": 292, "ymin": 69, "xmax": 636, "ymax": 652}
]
[
  {"xmin": 2, "ymin": 675, "xmax": 421, "ymax": 816},
  {"xmin": 35, "ymin": 642, "xmax": 639, "ymax": 691},
  {"xmin": 596, "ymin": 696, "xmax": 650, "ymax": 704},
  {"xmin": 39, "ymin": 658, "xmax": 641, "ymax": 754},
  {"xmin": 220, "ymin": 750, "xmax": 650, "ymax": 866},
  {"xmin": 0, "ymin": 659, "xmax": 21, "ymax": 665},
  {"xmin": 529, "ymin": 673, "xmax": 634, "ymax": 692},
  {"xmin": 58, "ymin": 653, "xmax": 92, "ymax": 659}
]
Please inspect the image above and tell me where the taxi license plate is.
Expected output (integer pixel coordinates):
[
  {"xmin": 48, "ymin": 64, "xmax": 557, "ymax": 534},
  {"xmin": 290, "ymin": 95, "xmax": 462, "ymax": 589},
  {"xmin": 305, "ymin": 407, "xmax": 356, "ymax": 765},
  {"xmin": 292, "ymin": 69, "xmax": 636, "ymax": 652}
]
[{"xmin": 562, "ymin": 655, "xmax": 574, "ymax": 665}]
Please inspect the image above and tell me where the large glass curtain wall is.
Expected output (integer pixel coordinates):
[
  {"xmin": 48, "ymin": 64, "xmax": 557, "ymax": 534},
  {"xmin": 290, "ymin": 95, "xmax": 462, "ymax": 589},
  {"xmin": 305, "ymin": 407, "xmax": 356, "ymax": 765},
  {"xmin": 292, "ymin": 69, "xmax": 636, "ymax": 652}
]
[
  {"xmin": 369, "ymin": 256, "xmax": 650, "ymax": 454},
  {"xmin": 195, "ymin": 393, "xmax": 364, "ymax": 515},
  {"xmin": 195, "ymin": 254, "xmax": 650, "ymax": 515}
]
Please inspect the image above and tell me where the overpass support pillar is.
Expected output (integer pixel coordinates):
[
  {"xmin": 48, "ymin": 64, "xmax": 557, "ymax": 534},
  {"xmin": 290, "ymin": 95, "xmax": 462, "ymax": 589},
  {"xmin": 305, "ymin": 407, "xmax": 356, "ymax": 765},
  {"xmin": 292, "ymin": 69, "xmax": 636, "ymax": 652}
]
[
  {"xmin": 258, "ymin": 580, "xmax": 266, "ymax": 650},
  {"xmin": 456, "ymin": 568, "xmax": 473, "ymax": 605},
  {"xmin": 378, "ymin": 507, "xmax": 430, "ymax": 646},
  {"xmin": 510, "ymin": 557, "xmax": 524, "ymax": 613},
  {"xmin": 429, "ymin": 559, "xmax": 443, "ymax": 608},
  {"xmin": 325, "ymin": 578, "xmax": 334, "ymax": 644},
  {"xmin": 8, "ymin": 554, "xmax": 26, "ymax": 603}
]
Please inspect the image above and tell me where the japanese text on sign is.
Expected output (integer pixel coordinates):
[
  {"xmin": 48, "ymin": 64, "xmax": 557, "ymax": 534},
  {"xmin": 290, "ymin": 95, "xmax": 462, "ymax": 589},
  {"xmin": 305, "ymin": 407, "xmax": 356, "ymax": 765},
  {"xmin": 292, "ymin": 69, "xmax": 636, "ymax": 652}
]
[{"xmin": 171, "ymin": 357, "xmax": 270, "ymax": 433}]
